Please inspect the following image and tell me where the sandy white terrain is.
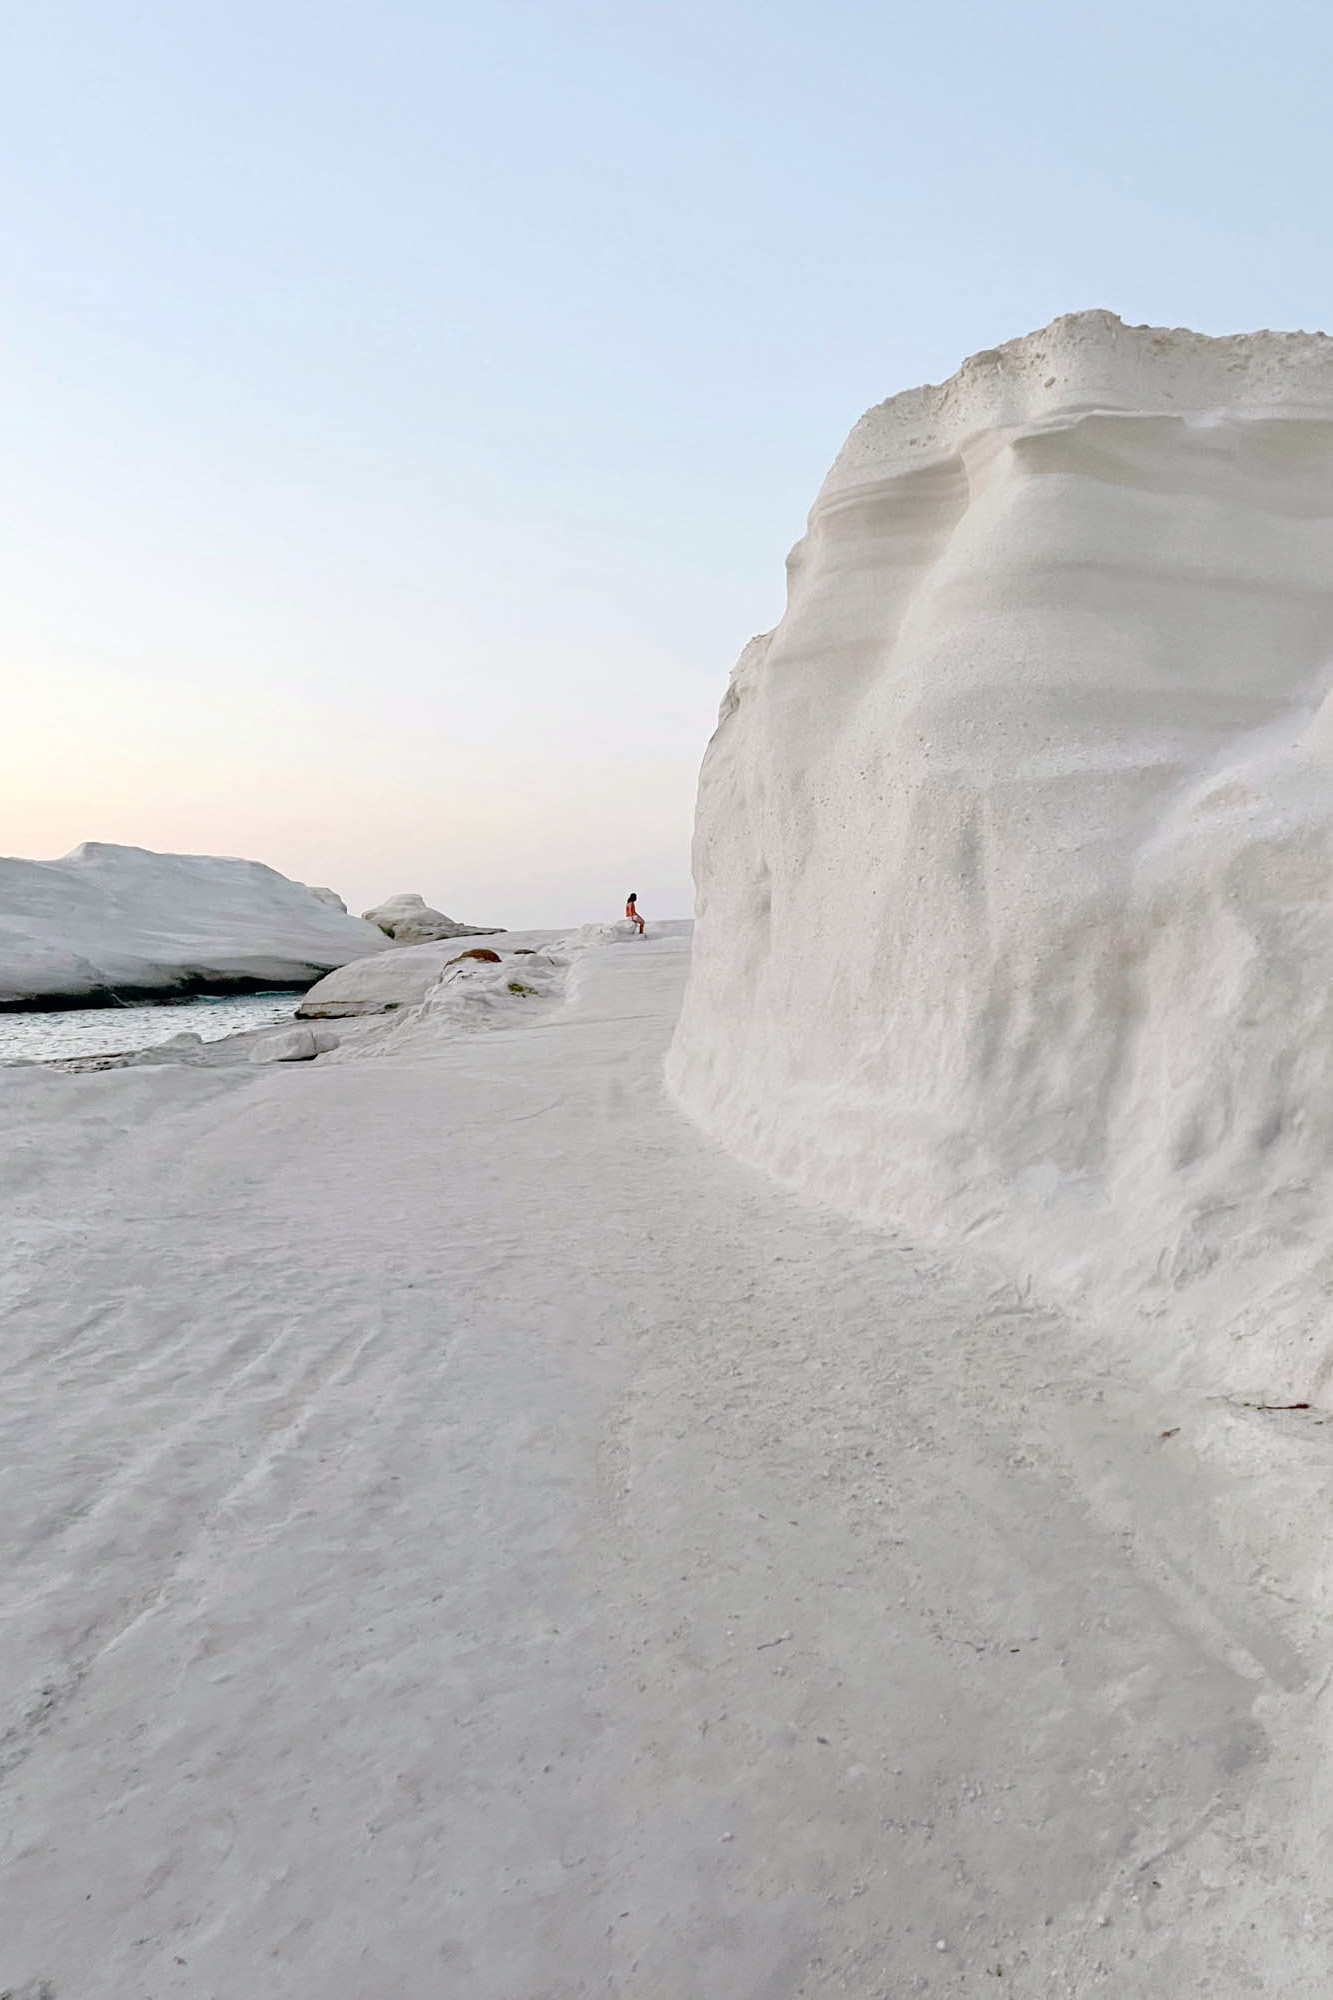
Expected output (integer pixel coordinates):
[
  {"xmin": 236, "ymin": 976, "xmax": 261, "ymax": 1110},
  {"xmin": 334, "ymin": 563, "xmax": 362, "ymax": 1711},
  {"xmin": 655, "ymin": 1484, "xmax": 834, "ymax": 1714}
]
[
  {"xmin": 669, "ymin": 312, "xmax": 1333, "ymax": 1414},
  {"xmin": 0, "ymin": 843, "xmax": 389, "ymax": 1008},
  {"xmin": 3, "ymin": 930, "xmax": 1332, "ymax": 1997}
]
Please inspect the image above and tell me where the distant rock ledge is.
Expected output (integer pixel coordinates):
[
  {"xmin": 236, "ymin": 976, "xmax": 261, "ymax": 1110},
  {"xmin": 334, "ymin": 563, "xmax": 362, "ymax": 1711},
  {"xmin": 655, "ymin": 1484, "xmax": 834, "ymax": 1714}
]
[
  {"xmin": 361, "ymin": 893, "xmax": 503, "ymax": 944},
  {"xmin": 0, "ymin": 842, "xmax": 392, "ymax": 1010}
]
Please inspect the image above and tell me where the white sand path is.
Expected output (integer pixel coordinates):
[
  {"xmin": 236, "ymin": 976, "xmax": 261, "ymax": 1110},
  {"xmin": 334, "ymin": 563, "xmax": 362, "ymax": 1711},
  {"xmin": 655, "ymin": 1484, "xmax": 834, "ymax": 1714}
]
[{"xmin": 1, "ymin": 935, "xmax": 1329, "ymax": 1997}]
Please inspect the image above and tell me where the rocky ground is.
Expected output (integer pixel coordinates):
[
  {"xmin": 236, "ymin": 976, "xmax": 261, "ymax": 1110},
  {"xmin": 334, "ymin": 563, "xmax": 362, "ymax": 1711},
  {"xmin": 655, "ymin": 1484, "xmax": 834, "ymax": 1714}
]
[{"xmin": 1, "ymin": 933, "xmax": 1329, "ymax": 1997}]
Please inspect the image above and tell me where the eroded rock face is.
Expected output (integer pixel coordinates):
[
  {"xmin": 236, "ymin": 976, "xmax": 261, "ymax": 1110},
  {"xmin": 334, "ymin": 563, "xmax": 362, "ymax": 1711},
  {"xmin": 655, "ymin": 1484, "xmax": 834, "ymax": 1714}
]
[
  {"xmin": 297, "ymin": 941, "xmax": 468, "ymax": 1016},
  {"xmin": 361, "ymin": 893, "xmax": 501, "ymax": 944},
  {"xmin": 668, "ymin": 311, "xmax": 1333, "ymax": 1393},
  {"xmin": 0, "ymin": 843, "xmax": 391, "ymax": 1008}
]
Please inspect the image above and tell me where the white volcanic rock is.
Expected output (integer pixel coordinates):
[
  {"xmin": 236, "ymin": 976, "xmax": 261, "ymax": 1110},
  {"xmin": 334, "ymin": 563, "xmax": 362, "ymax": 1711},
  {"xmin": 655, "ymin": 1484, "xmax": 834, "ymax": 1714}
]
[
  {"xmin": 668, "ymin": 311, "xmax": 1333, "ymax": 1398},
  {"xmin": 246, "ymin": 1024, "xmax": 341, "ymax": 1063},
  {"xmin": 324, "ymin": 923, "xmax": 696, "ymax": 1058},
  {"xmin": 328, "ymin": 946, "xmax": 569, "ymax": 1055},
  {"xmin": 296, "ymin": 940, "xmax": 475, "ymax": 1016},
  {"xmin": 362, "ymin": 892, "xmax": 501, "ymax": 943},
  {"xmin": 298, "ymin": 929, "xmax": 551, "ymax": 1017},
  {"xmin": 18, "ymin": 930, "xmax": 1333, "ymax": 1994},
  {"xmin": 0, "ymin": 842, "xmax": 391, "ymax": 1008}
]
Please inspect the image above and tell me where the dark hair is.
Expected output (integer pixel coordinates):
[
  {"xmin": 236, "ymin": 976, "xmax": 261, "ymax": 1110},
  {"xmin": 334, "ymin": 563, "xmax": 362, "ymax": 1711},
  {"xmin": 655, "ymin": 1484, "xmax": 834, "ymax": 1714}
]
[{"xmin": 627, "ymin": 891, "xmax": 636, "ymax": 900}]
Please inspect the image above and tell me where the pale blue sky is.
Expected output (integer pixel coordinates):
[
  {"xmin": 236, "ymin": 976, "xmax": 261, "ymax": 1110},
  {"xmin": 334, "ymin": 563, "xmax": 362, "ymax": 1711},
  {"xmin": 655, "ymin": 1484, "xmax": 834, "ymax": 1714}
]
[{"xmin": 3, "ymin": 0, "xmax": 1330, "ymax": 922}]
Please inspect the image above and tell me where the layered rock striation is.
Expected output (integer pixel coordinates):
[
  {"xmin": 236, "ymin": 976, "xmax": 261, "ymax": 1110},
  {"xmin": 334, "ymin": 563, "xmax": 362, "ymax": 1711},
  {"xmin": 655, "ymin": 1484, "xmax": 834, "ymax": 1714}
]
[
  {"xmin": 668, "ymin": 311, "xmax": 1333, "ymax": 1394},
  {"xmin": 0, "ymin": 843, "xmax": 390, "ymax": 1008}
]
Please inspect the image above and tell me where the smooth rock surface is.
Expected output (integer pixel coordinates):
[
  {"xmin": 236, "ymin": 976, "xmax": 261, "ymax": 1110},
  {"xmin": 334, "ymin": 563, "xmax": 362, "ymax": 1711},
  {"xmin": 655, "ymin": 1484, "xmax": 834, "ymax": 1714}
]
[
  {"xmin": 0, "ymin": 843, "xmax": 390, "ymax": 1008},
  {"xmin": 669, "ymin": 311, "xmax": 1333, "ymax": 1404},
  {"xmin": 297, "ymin": 928, "xmax": 562, "ymax": 1017},
  {"xmin": 3, "ymin": 932, "xmax": 1330, "ymax": 1996},
  {"xmin": 296, "ymin": 940, "xmax": 478, "ymax": 1016},
  {"xmin": 246, "ymin": 1025, "xmax": 341, "ymax": 1064}
]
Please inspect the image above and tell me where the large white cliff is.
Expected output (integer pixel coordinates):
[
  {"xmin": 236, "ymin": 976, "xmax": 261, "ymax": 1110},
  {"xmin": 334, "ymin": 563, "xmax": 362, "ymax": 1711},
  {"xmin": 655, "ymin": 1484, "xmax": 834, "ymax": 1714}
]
[{"xmin": 667, "ymin": 311, "xmax": 1333, "ymax": 1399}]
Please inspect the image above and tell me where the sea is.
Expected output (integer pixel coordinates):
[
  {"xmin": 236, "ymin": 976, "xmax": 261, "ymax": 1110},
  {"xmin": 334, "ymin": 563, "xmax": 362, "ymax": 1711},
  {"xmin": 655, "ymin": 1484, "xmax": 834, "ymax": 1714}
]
[{"xmin": 0, "ymin": 990, "xmax": 305, "ymax": 1066}]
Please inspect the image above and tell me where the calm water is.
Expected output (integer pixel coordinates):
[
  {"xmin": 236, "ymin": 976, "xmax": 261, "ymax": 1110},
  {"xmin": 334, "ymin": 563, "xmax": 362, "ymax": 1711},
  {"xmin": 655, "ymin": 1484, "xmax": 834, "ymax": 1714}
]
[{"xmin": 0, "ymin": 990, "xmax": 305, "ymax": 1065}]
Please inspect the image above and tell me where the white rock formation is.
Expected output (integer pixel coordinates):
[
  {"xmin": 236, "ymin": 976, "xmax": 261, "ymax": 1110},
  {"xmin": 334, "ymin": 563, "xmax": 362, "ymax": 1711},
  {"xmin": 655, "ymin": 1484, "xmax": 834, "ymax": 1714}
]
[
  {"xmin": 668, "ymin": 311, "xmax": 1333, "ymax": 1398},
  {"xmin": 0, "ymin": 842, "xmax": 390, "ymax": 1008},
  {"xmin": 298, "ymin": 929, "xmax": 562, "ymax": 1017},
  {"xmin": 296, "ymin": 940, "xmax": 491, "ymax": 1017},
  {"xmin": 362, "ymin": 892, "xmax": 501, "ymax": 943},
  {"xmin": 246, "ymin": 1024, "xmax": 342, "ymax": 1064},
  {"xmin": 330, "ymin": 946, "xmax": 570, "ymax": 1056}
]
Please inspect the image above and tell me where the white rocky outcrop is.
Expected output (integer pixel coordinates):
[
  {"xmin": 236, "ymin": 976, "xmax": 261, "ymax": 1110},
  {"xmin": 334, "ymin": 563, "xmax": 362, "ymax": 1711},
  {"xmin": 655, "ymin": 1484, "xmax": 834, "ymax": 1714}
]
[
  {"xmin": 337, "ymin": 945, "xmax": 568, "ymax": 1053},
  {"xmin": 668, "ymin": 311, "xmax": 1333, "ymax": 1398},
  {"xmin": 298, "ymin": 929, "xmax": 555, "ymax": 1017},
  {"xmin": 296, "ymin": 940, "xmax": 484, "ymax": 1017},
  {"xmin": 0, "ymin": 843, "xmax": 390, "ymax": 1008},
  {"xmin": 362, "ymin": 893, "xmax": 501, "ymax": 943},
  {"xmin": 246, "ymin": 1024, "xmax": 341, "ymax": 1063}
]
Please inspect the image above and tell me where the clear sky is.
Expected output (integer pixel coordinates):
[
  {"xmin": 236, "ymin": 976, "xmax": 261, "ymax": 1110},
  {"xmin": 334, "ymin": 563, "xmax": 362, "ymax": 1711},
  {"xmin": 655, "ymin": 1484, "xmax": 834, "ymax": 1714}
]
[{"xmin": 3, "ymin": 0, "xmax": 1331, "ymax": 924}]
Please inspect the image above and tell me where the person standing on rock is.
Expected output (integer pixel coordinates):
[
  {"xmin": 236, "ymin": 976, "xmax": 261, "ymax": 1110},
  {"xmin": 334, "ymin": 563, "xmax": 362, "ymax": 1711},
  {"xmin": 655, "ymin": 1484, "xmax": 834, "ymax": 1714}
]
[{"xmin": 625, "ymin": 892, "xmax": 645, "ymax": 936}]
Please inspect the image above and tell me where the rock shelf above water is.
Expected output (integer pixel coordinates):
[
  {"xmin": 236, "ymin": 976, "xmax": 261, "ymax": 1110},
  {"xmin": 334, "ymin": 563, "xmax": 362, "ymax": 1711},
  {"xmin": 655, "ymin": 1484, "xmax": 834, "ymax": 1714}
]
[{"xmin": 0, "ymin": 842, "xmax": 392, "ymax": 1009}]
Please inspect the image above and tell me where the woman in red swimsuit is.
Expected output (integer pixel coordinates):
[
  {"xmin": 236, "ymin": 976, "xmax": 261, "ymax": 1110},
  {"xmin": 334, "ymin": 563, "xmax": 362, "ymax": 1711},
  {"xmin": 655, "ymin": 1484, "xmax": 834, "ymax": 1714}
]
[{"xmin": 625, "ymin": 892, "xmax": 645, "ymax": 935}]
